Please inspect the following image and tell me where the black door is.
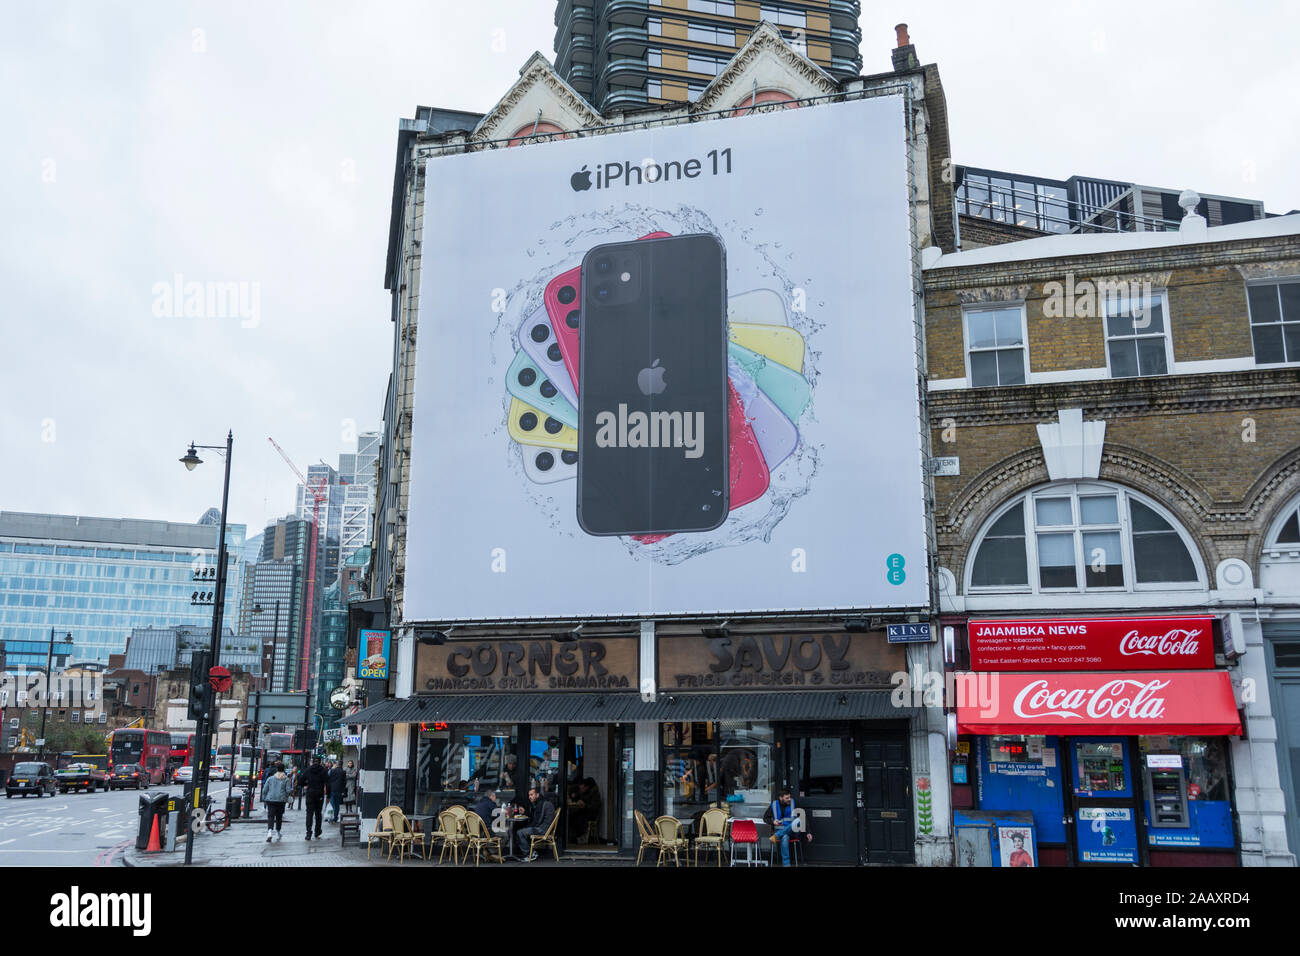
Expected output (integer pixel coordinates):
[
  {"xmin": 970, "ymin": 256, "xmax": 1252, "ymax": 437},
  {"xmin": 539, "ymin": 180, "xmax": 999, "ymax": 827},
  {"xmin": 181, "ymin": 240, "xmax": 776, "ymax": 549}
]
[
  {"xmin": 783, "ymin": 727, "xmax": 857, "ymax": 864},
  {"xmin": 861, "ymin": 731, "xmax": 913, "ymax": 864}
]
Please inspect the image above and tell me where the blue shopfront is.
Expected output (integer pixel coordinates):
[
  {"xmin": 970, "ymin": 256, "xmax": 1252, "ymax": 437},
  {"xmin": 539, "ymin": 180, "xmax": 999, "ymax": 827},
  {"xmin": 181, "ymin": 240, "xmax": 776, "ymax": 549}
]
[{"xmin": 956, "ymin": 732, "xmax": 1237, "ymax": 866}]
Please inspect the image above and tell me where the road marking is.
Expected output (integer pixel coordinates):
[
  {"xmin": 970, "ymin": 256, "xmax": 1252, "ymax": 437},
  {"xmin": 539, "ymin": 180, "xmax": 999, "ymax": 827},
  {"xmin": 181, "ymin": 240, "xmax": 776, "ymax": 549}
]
[
  {"xmin": 0, "ymin": 839, "xmax": 14, "ymax": 846},
  {"xmin": 30, "ymin": 827, "xmax": 64, "ymax": 837}
]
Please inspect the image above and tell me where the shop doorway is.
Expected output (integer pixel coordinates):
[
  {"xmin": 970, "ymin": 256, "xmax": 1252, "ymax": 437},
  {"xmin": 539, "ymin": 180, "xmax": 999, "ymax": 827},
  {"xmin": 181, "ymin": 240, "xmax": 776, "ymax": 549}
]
[
  {"xmin": 778, "ymin": 723, "xmax": 911, "ymax": 864},
  {"xmin": 1066, "ymin": 737, "xmax": 1142, "ymax": 866},
  {"xmin": 560, "ymin": 725, "xmax": 623, "ymax": 852},
  {"xmin": 1265, "ymin": 625, "xmax": 1300, "ymax": 861}
]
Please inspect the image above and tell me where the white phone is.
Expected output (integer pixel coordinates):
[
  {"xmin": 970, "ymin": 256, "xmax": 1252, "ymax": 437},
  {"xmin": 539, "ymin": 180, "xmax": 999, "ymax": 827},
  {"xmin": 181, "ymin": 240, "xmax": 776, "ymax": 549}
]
[
  {"xmin": 518, "ymin": 440, "xmax": 578, "ymax": 484},
  {"xmin": 727, "ymin": 288, "xmax": 788, "ymax": 327}
]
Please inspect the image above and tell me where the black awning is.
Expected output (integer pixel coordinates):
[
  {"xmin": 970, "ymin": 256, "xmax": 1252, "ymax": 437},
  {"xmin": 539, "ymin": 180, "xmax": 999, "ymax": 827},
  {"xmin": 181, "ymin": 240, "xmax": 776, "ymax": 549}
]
[{"xmin": 346, "ymin": 691, "xmax": 912, "ymax": 724}]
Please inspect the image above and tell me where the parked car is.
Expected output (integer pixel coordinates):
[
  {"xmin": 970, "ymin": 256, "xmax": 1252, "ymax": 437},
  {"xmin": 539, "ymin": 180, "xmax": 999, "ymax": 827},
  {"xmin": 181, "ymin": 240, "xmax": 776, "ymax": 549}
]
[
  {"xmin": 171, "ymin": 765, "xmax": 193, "ymax": 787},
  {"xmin": 7, "ymin": 762, "xmax": 56, "ymax": 798},
  {"xmin": 108, "ymin": 764, "xmax": 149, "ymax": 791},
  {"xmin": 57, "ymin": 762, "xmax": 108, "ymax": 793}
]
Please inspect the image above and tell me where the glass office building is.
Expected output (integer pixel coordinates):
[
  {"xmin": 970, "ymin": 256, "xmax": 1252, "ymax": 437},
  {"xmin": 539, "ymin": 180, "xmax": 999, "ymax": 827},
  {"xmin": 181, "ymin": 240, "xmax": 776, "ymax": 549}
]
[{"xmin": 0, "ymin": 511, "xmax": 244, "ymax": 666}]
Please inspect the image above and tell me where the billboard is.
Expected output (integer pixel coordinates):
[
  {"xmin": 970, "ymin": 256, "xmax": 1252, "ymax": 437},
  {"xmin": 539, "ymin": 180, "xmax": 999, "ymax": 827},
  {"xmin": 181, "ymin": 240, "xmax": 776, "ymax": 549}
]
[{"xmin": 405, "ymin": 95, "xmax": 926, "ymax": 621}]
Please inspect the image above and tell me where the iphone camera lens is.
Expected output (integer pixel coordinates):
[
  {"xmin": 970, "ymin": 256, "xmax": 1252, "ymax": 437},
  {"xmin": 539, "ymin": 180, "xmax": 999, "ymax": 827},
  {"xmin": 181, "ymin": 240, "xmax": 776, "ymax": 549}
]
[
  {"xmin": 530, "ymin": 324, "xmax": 550, "ymax": 343},
  {"xmin": 519, "ymin": 412, "xmax": 538, "ymax": 431},
  {"xmin": 561, "ymin": 450, "xmax": 578, "ymax": 465},
  {"xmin": 539, "ymin": 380, "xmax": 557, "ymax": 399},
  {"xmin": 517, "ymin": 367, "xmax": 537, "ymax": 387},
  {"xmin": 535, "ymin": 452, "xmax": 554, "ymax": 471},
  {"xmin": 557, "ymin": 285, "xmax": 576, "ymax": 305},
  {"xmin": 544, "ymin": 417, "xmax": 563, "ymax": 434},
  {"xmin": 547, "ymin": 343, "xmax": 562, "ymax": 362},
  {"xmin": 565, "ymin": 310, "xmax": 580, "ymax": 329}
]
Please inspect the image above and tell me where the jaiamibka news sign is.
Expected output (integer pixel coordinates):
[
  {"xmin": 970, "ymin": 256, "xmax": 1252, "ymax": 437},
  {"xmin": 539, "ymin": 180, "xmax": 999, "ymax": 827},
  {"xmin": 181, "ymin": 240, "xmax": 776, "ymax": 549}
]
[
  {"xmin": 967, "ymin": 616, "xmax": 1215, "ymax": 671},
  {"xmin": 403, "ymin": 96, "xmax": 927, "ymax": 621}
]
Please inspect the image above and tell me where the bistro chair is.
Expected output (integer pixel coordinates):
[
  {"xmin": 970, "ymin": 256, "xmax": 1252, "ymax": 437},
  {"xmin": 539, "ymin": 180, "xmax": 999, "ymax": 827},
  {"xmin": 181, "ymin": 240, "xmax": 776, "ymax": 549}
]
[
  {"xmin": 528, "ymin": 807, "xmax": 562, "ymax": 862},
  {"xmin": 464, "ymin": 810, "xmax": 504, "ymax": 865},
  {"xmin": 654, "ymin": 816, "xmax": 688, "ymax": 867},
  {"xmin": 634, "ymin": 810, "xmax": 661, "ymax": 866},
  {"xmin": 437, "ymin": 810, "xmax": 469, "ymax": 865},
  {"xmin": 366, "ymin": 806, "xmax": 401, "ymax": 860},
  {"xmin": 728, "ymin": 818, "xmax": 766, "ymax": 867},
  {"xmin": 387, "ymin": 808, "xmax": 418, "ymax": 862},
  {"xmin": 694, "ymin": 807, "xmax": 729, "ymax": 867}
]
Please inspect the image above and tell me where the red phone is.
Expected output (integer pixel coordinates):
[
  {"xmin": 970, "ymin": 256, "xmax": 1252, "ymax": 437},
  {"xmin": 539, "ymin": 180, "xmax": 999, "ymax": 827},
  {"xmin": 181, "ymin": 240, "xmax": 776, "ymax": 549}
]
[
  {"xmin": 631, "ymin": 379, "xmax": 769, "ymax": 543},
  {"xmin": 545, "ymin": 231, "xmax": 671, "ymax": 393}
]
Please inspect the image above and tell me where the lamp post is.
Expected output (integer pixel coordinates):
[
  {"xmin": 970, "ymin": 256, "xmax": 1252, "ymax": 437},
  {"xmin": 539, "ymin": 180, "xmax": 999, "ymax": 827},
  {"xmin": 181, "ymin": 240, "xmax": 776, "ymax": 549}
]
[
  {"xmin": 38, "ymin": 630, "xmax": 72, "ymax": 756},
  {"xmin": 179, "ymin": 432, "xmax": 233, "ymax": 866}
]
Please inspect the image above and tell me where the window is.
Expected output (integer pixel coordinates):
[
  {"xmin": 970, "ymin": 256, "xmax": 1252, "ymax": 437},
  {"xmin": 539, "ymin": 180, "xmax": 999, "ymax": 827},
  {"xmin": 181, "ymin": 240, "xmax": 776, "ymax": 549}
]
[
  {"xmin": 646, "ymin": 79, "xmax": 662, "ymax": 98},
  {"xmin": 647, "ymin": 47, "xmax": 661, "ymax": 67},
  {"xmin": 760, "ymin": 3, "xmax": 805, "ymax": 26},
  {"xmin": 687, "ymin": 53, "xmax": 725, "ymax": 76},
  {"xmin": 1105, "ymin": 293, "xmax": 1171, "ymax": 377},
  {"xmin": 70, "ymin": 711, "xmax": 79, "ymax": 724},
  {"xmin": 648, "ymin": 17, "xmax": 661, "ymax": 35},
  {"xmin": 687, "ymin": 80, "xmax": 708, "ymax": 102},
  {"xmin": 1266, "ymin": 496, "xmax": 1300, "ymax": 549},
  {"xmin": 688, "ymin": 23, "xmax": 734, "ymax": 45},
  {"xmin": 688, "ymin": 0, "xmax": 734, "ymax": 14},
  {"xmin": 1247, "ymin": 280, "xmax": 1300, "ymax": 364},
  {"xmin": 967, "ymin": 482, "xmax": 1203, "ymax": 593},
  {"xmin": 965, "ymin": 306, "xmax": 1027, "ymax": 387}
]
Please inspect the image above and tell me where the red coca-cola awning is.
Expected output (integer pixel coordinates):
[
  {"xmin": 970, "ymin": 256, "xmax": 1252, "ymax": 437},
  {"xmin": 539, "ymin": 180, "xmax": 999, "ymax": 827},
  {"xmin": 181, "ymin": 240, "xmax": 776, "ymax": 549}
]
[{"xmin": 955, "ymin": 670, "xmax": 1242, "ymax": 736}]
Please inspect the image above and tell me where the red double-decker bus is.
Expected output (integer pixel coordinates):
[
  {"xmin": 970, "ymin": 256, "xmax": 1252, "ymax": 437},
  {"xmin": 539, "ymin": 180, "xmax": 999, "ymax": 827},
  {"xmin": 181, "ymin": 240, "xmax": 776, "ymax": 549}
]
[
  {"xmin": 108, "ymin": 729, "xmax": 171, "ymax": 785},
  {"xmin": 169, "ymin": 732, "xmax": 194, "ymax": 770}
]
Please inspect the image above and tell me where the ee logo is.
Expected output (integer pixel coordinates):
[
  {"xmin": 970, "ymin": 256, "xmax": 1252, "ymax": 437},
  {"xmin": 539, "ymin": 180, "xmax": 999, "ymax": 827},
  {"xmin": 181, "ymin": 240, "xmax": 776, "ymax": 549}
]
[{"xmin": 886, "ymin": 553, "xmax": 906, "ymax": 586}]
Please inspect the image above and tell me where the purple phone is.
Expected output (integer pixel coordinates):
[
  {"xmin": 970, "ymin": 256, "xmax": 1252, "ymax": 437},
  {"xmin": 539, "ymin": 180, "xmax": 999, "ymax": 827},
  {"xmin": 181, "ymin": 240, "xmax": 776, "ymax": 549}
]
[{"xmin": 728, "ymin": 357, "xmax": 798, "ymax": 472}]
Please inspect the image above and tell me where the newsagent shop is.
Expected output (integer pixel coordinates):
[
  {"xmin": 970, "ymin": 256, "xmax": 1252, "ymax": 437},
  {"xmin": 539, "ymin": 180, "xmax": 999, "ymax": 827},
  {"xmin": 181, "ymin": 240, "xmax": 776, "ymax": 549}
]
[
  {"xmin": 345, "ymin": 626, "xmax": 935, "ymax": 864},
  {"xmin": 949, "ymin": 615, "xmax": 1244, "ymax": 867}
]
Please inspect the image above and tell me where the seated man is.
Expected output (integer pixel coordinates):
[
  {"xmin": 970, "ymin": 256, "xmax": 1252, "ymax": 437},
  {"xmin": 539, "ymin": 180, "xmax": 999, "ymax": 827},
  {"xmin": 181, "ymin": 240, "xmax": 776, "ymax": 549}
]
[
  {"xmin": 763, "ymin": 788, "xmax": 812, "ymax": 866},
  {"xmin": 471, "ymin": 788, "xmax": 499, "ymax": 828},
  {"xmin": 516, "ymin": 786, "xmax": 556, "ymax": 860}
]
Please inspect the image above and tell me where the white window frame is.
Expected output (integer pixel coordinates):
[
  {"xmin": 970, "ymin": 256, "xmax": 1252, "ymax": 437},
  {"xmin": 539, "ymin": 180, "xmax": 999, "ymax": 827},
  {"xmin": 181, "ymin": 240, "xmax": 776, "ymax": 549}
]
[
  {"xmin": 648, "ymin": 17, "xmax": 662, "ymax": 35},
  {"xmin": 1245, "ymin": 277, "xmax": 1300, "ymax": 367},
  {"xmin": 1263, "ymin": 493, "xmax": 1300, "ymax": 555},
  {"xmin": 646, "ymin": 78, "xmax": 662, "ymax": 98},
  {"xmin": 963, "ymin": 303, "xmax": 1029, "ymax": 388},
  {"xmin": 965, "ymin": 481, "xmax": 1207, "ymax": 596},
  {"xmin": 1102, "ymin": 290, "xmax": 1174, "ymax": 379}
]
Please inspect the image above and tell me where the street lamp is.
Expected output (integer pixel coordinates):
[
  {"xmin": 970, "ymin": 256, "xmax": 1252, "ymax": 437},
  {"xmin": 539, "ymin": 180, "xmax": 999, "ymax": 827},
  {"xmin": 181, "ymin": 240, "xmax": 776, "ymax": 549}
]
[
  {"xmin": 179, "ymin": 431, "xmax": 233, "ymax": 866},
  {"xmin": 38, "ymin": 630, "xmax": 73, "ymax": 755}
]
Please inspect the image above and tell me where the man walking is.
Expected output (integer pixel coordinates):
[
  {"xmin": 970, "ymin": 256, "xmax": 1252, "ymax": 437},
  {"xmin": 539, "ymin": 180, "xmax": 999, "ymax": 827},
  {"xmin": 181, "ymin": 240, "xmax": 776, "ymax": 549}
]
[
  {"xmin": 302, "ymin": 755, "xmax": 330, "ymax": 840},
  {"xmin": 260, "ymin": 761, "xmax": 290, "ymax": 843},
  {"xmin": 327, "ymin": 759, "xmax": 345, "ymax": 823}
]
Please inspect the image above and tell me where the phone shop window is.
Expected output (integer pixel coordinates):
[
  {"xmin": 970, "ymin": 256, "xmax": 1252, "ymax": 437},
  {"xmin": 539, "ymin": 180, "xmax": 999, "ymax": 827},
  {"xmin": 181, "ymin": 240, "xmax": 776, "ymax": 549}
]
[
  {"xmin": 987, "ymin": 735, "xmax": 1047, "ymax": 765},
  {"xmin": 964, "ymin": 306, "xmax": 1027, "ymax": 387}
]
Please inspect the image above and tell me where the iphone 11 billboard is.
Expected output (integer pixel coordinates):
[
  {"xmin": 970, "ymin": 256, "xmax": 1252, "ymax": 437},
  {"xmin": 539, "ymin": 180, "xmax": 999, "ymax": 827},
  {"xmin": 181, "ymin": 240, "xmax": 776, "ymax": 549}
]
[{"xmin": 404, "ymin": 94, "xmax": 928, "ymax": 621}]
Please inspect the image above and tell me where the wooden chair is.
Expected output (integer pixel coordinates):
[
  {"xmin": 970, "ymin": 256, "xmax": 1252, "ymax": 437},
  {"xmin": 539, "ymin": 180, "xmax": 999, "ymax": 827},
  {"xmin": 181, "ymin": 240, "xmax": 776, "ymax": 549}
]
[
  {"xmin": 694, "ymin": 807, "xmax": 729, "ymax": 867},
  {"xmin": 437, "ymin": 810, "xmax": 469, "ymax": 865},
  {"xmin": 465, "ymin": 810, "xmax": 504, "ymax": 866},
  {"xmin": 366, "ymin": 805, "xmax": 401, "ymax": 860},
  {"xmin": 634, "ymin": 809, "xmax": 661, "ymax": 866},
  {"xmin": 528, "ymin": 806, "xmax": 562, "ymax": 862},
  {"xmin": 654, "ymin": 816, "xmax": 688, "ymax": 867},
  {"xmin": 386, "ymin": 809, "xmax": 417, "ymax": 862}
]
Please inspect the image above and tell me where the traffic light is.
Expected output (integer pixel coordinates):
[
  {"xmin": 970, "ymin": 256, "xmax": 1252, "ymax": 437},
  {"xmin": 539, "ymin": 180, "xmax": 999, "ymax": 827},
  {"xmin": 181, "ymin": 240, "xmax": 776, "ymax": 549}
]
[{"xmin": 188, "ymin": 650, "xmax": 211, "ymax": 722}]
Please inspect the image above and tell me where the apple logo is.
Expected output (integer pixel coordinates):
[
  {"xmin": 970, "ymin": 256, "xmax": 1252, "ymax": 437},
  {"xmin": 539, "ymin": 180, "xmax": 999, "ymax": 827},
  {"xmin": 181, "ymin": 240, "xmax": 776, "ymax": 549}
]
[
  {"xmin": 637, "ymin": 359, "xmax": 667, "ymax": 396},
  {"xmin": 571, "ymin": 165, "xmax": 592, "ymax": 192}
]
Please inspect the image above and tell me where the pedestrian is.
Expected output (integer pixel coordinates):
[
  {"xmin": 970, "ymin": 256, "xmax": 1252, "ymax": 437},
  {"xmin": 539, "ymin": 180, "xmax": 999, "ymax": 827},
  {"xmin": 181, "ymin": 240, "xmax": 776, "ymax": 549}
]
[
  {"xmin": 301, "ymin": 755, "xmax": 330, "ymax": 840},
  {"xmin": 327, "ymin": 759, "xmax": 345, "ymax": 823},
  {"xmin": 343, "ymin": 760, "xmax": 358, "ymax": 812},
  {"xmin": 260, "ymin": 761, "xmax": 290, "ymax": 843},
  {"xmin": 287, "ymin": 763, "xmax": 302, "ymax": 810}
]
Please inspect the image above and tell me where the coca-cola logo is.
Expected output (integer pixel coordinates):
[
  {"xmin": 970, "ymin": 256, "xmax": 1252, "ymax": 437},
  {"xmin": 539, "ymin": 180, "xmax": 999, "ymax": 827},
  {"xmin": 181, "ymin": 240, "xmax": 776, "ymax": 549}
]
[
  {"xmin": 1118, "ymin": 628, "xmax": 1202, "ymax": 657},
  {"xmin": 1012, "ymin": 678, "xmax": 1170, "ymax": 721}
]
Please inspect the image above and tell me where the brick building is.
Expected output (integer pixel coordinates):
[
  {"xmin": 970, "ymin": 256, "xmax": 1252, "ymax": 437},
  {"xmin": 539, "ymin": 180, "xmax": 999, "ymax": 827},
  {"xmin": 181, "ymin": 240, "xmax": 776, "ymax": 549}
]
[{"xmin": 924, "ymin": 196, "xmax": 1300, "ymax": 867}]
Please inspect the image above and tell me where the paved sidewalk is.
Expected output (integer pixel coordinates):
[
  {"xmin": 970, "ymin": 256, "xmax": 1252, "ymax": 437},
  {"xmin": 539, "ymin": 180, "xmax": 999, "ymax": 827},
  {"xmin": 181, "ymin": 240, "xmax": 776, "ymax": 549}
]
[{"xmin": 123, "ymin": 809, "xmax": 636, "ymax": 868}]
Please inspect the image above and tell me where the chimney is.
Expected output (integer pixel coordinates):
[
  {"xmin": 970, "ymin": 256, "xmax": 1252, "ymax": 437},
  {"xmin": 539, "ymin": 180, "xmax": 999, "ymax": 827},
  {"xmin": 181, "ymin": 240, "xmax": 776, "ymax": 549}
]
[{"xmin": 892, "ymin": 23, "xmax": 919, "ymax": 72}]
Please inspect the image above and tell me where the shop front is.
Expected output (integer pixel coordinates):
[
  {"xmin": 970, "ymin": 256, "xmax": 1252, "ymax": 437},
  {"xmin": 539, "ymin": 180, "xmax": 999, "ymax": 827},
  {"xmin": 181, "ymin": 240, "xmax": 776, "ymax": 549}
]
[
  {"xmin": 951, "ymin": 616, "xmax": 1243, "ymax": 867},
  {"xmin": 352, "ymin": 627, "xmax": 926, "ymax": 863}
]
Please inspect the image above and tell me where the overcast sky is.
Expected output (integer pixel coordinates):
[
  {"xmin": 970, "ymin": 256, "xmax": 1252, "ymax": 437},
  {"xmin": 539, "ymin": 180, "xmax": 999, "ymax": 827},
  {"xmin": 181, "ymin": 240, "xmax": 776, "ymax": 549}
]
[{"xmin": 2, "ymin": 0, "xmax": 1296, "ymax": 539}]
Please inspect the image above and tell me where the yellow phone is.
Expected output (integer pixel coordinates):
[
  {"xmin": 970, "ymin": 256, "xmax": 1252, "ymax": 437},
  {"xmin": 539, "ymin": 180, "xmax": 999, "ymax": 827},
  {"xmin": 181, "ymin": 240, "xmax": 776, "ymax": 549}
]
[
  {"xmin": 728, "ymin": 321, "xmax": 805, "ymax": 372},
  {"xmin": 507, "ymin": 397, "xmax": 577, "ymax": 451}
]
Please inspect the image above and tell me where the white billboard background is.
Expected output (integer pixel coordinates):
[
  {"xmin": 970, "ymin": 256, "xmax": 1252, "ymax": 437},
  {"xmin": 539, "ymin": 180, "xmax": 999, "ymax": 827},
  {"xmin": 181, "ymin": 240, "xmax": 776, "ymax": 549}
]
[{"xmin": 405, "ymin": 95, "xmax": 927, "ymax": 620}]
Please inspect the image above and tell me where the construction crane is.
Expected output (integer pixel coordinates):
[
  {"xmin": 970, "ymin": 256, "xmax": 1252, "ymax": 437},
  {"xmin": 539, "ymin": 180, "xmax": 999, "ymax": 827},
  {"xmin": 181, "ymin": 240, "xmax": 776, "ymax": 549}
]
[{"xmin": 268, "ymin": 437, "xmax": 328, "ymax": 695}]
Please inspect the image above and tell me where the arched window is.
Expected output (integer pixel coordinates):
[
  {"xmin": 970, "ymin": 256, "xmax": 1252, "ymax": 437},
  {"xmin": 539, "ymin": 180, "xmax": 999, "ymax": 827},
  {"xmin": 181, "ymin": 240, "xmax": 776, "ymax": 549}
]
[
  {"xmin": 730, "ymin": 89, "xmax": 797, "ymax": 117},
  {"xmin": 967, "ymin": 482, "xmax": 1204, "ymax": 594},
  {"xmin": 508, "ymin": 121, "xmax": 567, "ymax": 147},
  {"xmin": 1265, "ymin": 495, "xmax": 1300, "ymax": 550}
]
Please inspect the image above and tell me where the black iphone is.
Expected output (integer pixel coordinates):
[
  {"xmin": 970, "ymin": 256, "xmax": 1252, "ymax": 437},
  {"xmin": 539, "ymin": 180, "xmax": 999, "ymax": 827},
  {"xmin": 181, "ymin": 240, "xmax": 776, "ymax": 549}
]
[{"xmin": 576, "ymin": 233, "xmax": 729, "ymax": 536}]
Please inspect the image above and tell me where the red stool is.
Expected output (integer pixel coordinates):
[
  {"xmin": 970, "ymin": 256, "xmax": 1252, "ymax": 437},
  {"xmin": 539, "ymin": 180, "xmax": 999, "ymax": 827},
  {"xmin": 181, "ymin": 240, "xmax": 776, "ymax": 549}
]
[{"xmin": 728, "ymin": 819, "xmax": 767, "ymax": 867}]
